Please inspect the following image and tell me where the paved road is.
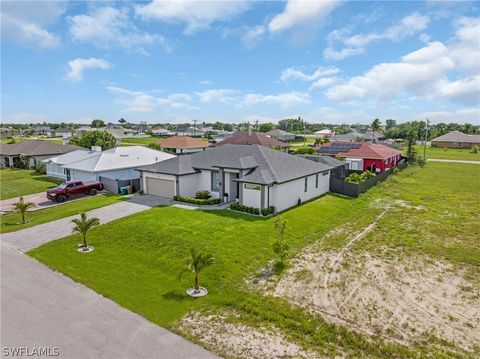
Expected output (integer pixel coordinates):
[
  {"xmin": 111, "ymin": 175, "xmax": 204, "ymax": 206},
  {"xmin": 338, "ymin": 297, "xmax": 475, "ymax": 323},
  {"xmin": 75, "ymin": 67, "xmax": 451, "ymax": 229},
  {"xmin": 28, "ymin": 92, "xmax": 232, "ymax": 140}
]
[
  {"xmin": 1, "ymin": 243, "xmax": 218, "ymax": 359},
  {"xmin": 427, "ymin": 159, "xmax": 480, "ymax": 164},
  {"xmin": 1, "ymin": 201, "xmax": 152, "ymax": 252}
]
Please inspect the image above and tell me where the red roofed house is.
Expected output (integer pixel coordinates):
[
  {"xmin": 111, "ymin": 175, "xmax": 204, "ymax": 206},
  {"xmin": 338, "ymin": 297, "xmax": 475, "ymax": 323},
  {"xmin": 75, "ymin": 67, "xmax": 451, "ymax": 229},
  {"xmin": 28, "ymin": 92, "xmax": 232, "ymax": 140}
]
[
  {"xmin": 316, "ymin": 142, "xmax": 402, "ymax": 172},
  {"xmin": 338, "ymin": 143, "xmax": 402, "ymax": 172},
  {"xmin": 156, "ymin": 136, "xmax": 211, "ymax": 155},
  {"xmin": 212, "ymin": 131, "xmax": 289, "ymax": 150}
]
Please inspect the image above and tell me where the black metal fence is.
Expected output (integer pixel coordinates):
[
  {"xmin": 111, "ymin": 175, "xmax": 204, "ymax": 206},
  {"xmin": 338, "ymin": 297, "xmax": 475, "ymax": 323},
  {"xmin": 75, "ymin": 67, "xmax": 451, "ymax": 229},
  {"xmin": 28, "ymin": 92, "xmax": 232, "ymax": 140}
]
[
  {"xmin": 99, "ymin": 176, "xmax": 141, "ymax": 195},
  {"xmin": 330, "ymin": 161, "xmax": 409, "ymax": 197}
]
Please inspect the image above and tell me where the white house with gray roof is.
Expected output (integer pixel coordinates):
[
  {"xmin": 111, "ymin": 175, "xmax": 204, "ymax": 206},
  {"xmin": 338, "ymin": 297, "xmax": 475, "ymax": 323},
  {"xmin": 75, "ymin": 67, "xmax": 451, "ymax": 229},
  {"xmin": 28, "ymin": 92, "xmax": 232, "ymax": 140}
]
[{"xmin": 137, "ymin": 144, "xmax": 332, "ymax": 212}]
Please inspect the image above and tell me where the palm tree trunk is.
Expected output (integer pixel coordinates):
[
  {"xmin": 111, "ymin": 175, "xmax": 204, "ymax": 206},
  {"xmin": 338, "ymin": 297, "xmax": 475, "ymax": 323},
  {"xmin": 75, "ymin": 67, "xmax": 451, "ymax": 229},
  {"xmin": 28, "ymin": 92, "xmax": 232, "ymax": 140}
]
[
  {"xmin": 194, "ymin": 272, "xmax": 200, "ymax": 293},
  {"xmin": 21, "ymin": 210, "xmax": 26, "ymax": 224},
  {"xmin": 83, "ymin": 233, "xmax": 88, "ymax": 250}
]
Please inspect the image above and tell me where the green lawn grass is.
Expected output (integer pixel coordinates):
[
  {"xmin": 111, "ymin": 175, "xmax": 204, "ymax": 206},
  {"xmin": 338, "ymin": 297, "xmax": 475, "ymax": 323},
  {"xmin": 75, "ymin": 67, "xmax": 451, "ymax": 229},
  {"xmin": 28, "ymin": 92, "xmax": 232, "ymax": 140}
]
[
  {"xmin": 412, "ymin": 145, "xmax": 479, "ymax": 161},
  {"xmin": 1, "ymin": 194, "xmax": 124, "ymax": 233},
  {"xmin": 0, "ymin": 169, "xmax": 62, "ymax": 200},
  {"xmin": 29, "ymin": 163, "xmax": 478, "ymax": 357},
  {"xmin": 0, "ymin": 137, "xmax": 63, "ymax": 144},
  {"xmin": 120, "ymin": 137, "xmax": 161, "ymax": 145}
]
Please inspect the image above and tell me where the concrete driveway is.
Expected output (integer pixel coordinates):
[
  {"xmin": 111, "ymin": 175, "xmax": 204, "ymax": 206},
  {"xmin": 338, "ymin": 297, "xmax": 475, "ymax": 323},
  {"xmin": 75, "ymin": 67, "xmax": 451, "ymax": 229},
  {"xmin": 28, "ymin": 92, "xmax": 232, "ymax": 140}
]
[
  {"xmin": 0, "ymin": 191, "xmax": 107, "ymax": 214},
  {"xmin": 1, "ymin": 244, "xmax": 218, "ymax": 359}
]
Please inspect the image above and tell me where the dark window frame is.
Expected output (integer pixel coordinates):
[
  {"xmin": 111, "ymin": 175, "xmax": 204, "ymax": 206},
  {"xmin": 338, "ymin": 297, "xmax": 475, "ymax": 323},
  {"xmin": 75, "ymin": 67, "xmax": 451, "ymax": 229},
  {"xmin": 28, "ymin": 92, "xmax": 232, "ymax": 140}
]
[
  {"xmin": 211, "ymin": 171, "xmax": 220, "ymax": 192},
  {"xmin": 304, "ymin": 177, "xmax": 308, "ymax": 192}
]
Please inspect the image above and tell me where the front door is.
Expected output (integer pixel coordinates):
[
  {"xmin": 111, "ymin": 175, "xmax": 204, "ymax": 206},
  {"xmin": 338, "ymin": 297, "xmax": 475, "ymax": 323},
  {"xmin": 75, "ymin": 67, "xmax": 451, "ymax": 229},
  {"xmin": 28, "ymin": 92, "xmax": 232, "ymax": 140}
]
[
  {"xmin": 230, "ymin": 173, "xmax": 239, "ymax": 200},
  {"xmin": 65, "ymin": 169, "xmax": 71, "ymax": 181}
]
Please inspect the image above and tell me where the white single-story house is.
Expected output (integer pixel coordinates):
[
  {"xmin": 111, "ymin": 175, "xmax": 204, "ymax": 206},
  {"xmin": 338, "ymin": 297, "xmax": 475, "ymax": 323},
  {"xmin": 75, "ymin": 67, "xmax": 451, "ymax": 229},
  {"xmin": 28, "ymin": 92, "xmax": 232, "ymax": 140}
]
[
  {"xmin": 44, "ymin": 148, "xmax": 102, "ymax": 180},
  {"xmin": 45, "ymin": 146, "xmax": 175, "ymax": 183},
  {"xmin": 137, "ymin": 144, "xmax": 332, "ymax": 212}
]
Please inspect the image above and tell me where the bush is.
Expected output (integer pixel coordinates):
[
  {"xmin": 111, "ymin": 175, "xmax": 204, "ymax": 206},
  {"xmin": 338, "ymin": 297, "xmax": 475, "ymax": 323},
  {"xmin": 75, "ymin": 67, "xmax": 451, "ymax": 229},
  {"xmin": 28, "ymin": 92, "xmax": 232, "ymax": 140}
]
[
  {"xmin": 345, "ymin": 170, "xmax": 376, "ymax": 184},
  {"xmin": 195, "ymin": 190, "xmax": 211, "ymax": 199},
  {"xmin": 471, "ymin": 145, "xmax": 478, "ymax": 154},
  {"xmin": 294, "ymin": 146, "xmax": 316, "ymax": 155},
  {"xmin": 261, "ymin": 206, "xmax": 275, "ymax": 216},
  {"xmin": 147, "ymin": 143, "xmax": 162, "ymax": 150},
  {"xmin": 35, "ymin": 162, "xmax": 46, "ymax": 175},
  {"xmin": 173, "ymin": 195, "xmax": 221, "ymax": 205},
  {"xmin": 230, "ymin": 202, "xmax": 261, "ymax": 215}
]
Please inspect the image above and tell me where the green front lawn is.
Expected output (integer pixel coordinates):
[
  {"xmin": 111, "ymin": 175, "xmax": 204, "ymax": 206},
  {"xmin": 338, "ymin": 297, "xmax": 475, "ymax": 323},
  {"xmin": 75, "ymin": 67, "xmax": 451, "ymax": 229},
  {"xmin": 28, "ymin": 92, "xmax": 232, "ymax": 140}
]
[
  {"xmin": 120, "ymin": 137, "xmax": 160, "ymax": 145},
  {"xmin": 1, "ymin": 194, "xmax": 124, "ymax": 233},
  {"xmin": 0, "ymin": 169, "xmax": 62, "ymax": 200},
  {"xmin": 29, "ymin": 163, "xmax": 479, "ymax": 357},
  {"xmin": 412, "ymin": 145, "xmax": 479, "ymax": 161}
]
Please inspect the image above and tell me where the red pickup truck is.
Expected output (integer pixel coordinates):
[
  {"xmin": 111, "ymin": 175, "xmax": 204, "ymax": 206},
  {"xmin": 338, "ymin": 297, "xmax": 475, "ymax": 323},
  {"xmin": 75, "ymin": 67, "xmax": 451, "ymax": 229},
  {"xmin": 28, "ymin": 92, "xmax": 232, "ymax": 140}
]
[{"xmin": 47, "ymin": 181, "xmax": 104, "ymax": 203}]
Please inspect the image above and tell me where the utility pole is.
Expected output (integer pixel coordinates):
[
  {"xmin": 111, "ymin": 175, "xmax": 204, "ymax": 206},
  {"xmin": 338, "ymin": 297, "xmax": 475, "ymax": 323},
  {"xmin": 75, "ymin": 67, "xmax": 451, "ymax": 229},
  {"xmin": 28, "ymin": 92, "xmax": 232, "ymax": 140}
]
[
  {"xmin": 423, "ymin": 118, "xmax": 430, "ymax": 160},
  {"xmin": 254, "ymin": 119, "xmax": 259, "ymax": 131}
]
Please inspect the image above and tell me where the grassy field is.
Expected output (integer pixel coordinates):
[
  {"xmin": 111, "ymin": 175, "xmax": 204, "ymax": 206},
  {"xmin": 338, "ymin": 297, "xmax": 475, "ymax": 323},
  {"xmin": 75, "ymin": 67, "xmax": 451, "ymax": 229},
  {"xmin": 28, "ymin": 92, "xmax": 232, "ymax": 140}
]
[
  {"xmin": 1, "ymin": 194, "xmax": 123, "ymax": 233},
  {"xmin": 412, "ymin": 145, "xmax": 479, "ymax": 161},
  {"xmin": 120, "ymin": 137, "xmax": 160, "ymax": 145},
  {"xmin": 0, "ymin": 137, "xmax": 63, "ymax": 144},
  {"xmin": 0, "ymin": 169, "xmax": 62, "ymax": 200},
  {"xmin": 29, "ymin": 162, "xmax": 479, "ymax": 358}
]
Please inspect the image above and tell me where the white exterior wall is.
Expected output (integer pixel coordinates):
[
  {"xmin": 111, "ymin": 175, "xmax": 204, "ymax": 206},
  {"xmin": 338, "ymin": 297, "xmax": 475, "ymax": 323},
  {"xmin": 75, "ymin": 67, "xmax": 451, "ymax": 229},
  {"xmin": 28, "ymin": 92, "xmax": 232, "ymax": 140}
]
[
  {"xmin": 70, "ymin": 169, "xmax": 96, "ymax": 182},
  {"xmin": 70, "ymin": 168, "xmax": 140, "ymax": 182},
  {"xmin": 46, "ymin": 162, "xmax": 66, "ymax": 180},
  {"xmin": 178, "ymin": 173, "xmax": 202, "ymax": 197},
  {"xmin": 141, "ymin": 172, "xmax": 177, "ymax": 195},
  {"xmin": 173, "ymin": 147, "xmax": 207, "ymax": 154},
  {"xmin": 345, "ymin": 158, "xmax": 363, "ymax": 171},
  {"xmin": 270, "ymin": 172, "xmax": 330, "ymax": 212},
  {"xmin": 197, "ymin": 170, "xmax": 219, "ymax": 198},
  {"xmin": 242, "ymin": 185, "xmax": 261, "ymax": 208}
]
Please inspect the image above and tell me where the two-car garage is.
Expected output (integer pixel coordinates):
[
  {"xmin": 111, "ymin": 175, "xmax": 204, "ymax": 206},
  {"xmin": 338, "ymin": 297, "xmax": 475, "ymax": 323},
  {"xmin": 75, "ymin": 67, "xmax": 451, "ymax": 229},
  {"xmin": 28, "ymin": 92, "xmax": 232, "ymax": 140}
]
[{"xmin": 142, "ymin": 174, "xmax": 176, "ymax": 198}]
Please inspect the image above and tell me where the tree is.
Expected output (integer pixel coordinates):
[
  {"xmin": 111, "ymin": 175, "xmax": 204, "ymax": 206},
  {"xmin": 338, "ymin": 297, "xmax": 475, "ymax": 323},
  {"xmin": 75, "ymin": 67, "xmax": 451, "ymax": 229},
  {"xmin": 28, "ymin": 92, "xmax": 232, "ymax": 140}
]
[
  {"xmin": 91, "ymin": 119, "xmax": 106, "ymax": 128},
  {"xmin": 71, "ymin": 212, "xmax": 100, "ymax": 251},
  {"xmin": 179, "ymin": 248, "xmax": 215, "ymax": 295},
  {"xmin": 259, "ymin": 123, "xmax": 275, "ymax": 133},
  {"xmin": 69, "ymin": 130, "xmax": 116, "ymax": 150},
  {"xmin": 385, "ymin": 119, "xmax": 396, "ymax": 129},
  {"xmin": 405, "ymin": 131, "xmax": 418, "ymax": 160},
  {"xmin": 119, "ymin": 118, "xmax": 127, "ymax": 124},
  {"xmin": 272, "ymin": 218, "xmax": 289, "ymax": 272},
  {"xmin": 371, "ymin": 118, "xmax": 381, "ymax": 143},
  {"xmin": 12, "ymin": 197, "xmax": 35, "ymax": 224}
]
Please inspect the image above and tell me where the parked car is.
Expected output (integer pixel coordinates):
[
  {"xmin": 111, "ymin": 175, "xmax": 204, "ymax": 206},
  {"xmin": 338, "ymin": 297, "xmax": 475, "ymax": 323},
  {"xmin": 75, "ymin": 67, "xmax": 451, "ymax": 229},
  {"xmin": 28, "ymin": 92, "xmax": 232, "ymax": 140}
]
[{"xmin": 46, "ymin": 181, "xmax": 103, "ymax": 203}]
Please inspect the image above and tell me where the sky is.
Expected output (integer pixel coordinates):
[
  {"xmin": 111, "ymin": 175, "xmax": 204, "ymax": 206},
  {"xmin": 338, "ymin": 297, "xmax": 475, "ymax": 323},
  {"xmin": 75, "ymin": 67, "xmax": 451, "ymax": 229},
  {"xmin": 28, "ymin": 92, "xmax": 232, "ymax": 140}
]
[{"xmin": 1, "ymin": 0, "xmax": 479, "ymax": 125}]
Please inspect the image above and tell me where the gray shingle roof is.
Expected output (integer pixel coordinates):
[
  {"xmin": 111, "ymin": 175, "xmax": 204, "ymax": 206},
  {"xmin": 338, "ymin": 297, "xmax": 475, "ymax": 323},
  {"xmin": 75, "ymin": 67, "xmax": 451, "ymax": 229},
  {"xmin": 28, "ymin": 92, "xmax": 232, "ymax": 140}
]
[
  {"xmin": 138, "ymin": 144, "xmax": 332, "ymax": 185},
  {"xmin": 0, "ymin": 140, "xmax": 82, "ymax": 156},
  {"xmin": 298, "ymin": 155, "xmax": 346, "ymax": 167},
  {"xmin": 431, "ymin": 131, "xmax": 480, "ymax": 143}
]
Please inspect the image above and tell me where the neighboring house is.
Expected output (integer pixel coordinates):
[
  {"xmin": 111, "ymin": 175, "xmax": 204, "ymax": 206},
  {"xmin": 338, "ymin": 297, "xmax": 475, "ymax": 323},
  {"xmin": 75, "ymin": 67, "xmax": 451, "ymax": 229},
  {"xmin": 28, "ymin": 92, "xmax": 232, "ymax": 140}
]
[
  {"xmin": 265, "ymin": 129, "xmax": 296, "ymax": 142},
  {"xmin": 137, "ymin": 144, "xmax": 332, "ymax": 212},
  {"xmin": 212, "ymin": 131, "xmax": 289, "ymax": 150},
  {"xmin": 156, "ymin": 136, "xmax": 211, "ymax": 154},
  {"xmin": 43, "ymin": 149, "xmax": 101, "ymax": 180},
  {"xmin": 314, "ymin": 129, "xmax": 334, "ymax": 137},
  {"xmin": 54, "ymin": 128, "xmax": 75, "ymax": 137},
  {"xmin": 1, "ymin": 127, "xmax": 13, "ymax": 136},
  {"xmin": 151, "ymin": 128, "xmax": 174, "ymax": 136},
  {"xmin": 34, "ymin": 126, "xmax": 54, "ymax": 136},
  {"xmin": 176, "ymin": 127, "xmax": 206, "ymax": 137},
  {"xmin": 61, "ymin": 146, "xmax": 175, "ymax": 183},
  {"xmin": 299, "ymin": 155, "xmax": 349, "ymax": 180},
  {"xmin": 0, "ymin": 140, "xmax": 82, "ymax": 169},
  {"xmin": 317, "ymin": 142, "xmax": 402, "ymax": 172},
  {"xmin": 331, "ymin": 129, "xmax": 384, "ymax": 142},
  {"xmin": 431, "ymin": 131, "xmax": 480, "ymax": 148}
]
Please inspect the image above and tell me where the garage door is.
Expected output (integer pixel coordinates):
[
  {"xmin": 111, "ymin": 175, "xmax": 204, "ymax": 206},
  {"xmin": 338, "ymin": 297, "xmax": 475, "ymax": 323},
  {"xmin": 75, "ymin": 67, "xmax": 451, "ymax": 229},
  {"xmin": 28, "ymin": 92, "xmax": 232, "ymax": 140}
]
[{"xmin": 146, "ymin": 177, "xmax": 175, "ymax": 198}]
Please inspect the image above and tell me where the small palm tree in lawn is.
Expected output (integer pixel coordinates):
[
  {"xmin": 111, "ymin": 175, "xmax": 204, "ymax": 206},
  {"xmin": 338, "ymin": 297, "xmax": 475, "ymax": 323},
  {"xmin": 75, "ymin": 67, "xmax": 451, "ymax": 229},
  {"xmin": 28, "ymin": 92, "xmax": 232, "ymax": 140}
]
[
  {"xmin": 12, "ymin": 197, "xmax": 36, "ymax": 224},
  {"xmin": 179, "ymin": 248, "xmax": 215, "ymax": 296},
  {"xmin": 371, "ymin": 118, "xmax": 381, "ymax": 143},
  {"xmin": 71, "ymin": 212, "xmax": 100, "ymax": 252}
]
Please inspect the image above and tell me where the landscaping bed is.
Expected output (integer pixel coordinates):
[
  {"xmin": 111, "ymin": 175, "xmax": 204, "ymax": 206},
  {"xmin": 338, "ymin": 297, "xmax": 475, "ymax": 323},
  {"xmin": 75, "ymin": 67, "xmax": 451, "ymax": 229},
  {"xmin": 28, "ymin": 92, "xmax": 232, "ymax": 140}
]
[{"xmin": 173, "ymin": 195, "xmax": 221, "ymax": 205}]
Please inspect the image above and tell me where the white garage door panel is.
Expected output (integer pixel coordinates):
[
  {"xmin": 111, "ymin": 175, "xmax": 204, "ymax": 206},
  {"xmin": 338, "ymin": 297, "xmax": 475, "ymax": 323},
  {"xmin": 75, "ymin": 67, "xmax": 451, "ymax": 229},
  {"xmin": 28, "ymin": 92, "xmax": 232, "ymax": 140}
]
[{"xmin": 146, "ymin": 177, "xmax": 175, "ymax": 198}]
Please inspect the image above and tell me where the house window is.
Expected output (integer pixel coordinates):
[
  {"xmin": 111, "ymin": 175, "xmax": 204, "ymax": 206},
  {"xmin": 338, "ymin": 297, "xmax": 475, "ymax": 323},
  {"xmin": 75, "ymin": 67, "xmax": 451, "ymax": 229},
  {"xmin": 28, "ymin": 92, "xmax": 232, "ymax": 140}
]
[
  {"xmin": 211, "ymin": 171, "xmax": 220, "ymax": 192},
  {"xmin": 304, "ymin": 177, "xmax": 308, "ymax": 192},
  {"xmin": 244, "ymin": 183, "xmax": 261, "ymax": 190},
  {"xmin": 315, "ymin": 174, "xmax": 319, "ymax": 188}
]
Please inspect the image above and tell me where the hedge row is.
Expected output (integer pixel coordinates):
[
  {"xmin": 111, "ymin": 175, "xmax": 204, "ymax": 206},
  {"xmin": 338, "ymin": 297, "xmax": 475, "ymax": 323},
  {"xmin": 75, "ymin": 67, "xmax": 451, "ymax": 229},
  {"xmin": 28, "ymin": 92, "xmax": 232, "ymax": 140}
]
[
  {"xmin": 230, "ymin": 202, "xmax": 275, "ymax": 216},
  {"xmin": 173, "ymin": 195, "xmax": 221, "ymax": 205}
]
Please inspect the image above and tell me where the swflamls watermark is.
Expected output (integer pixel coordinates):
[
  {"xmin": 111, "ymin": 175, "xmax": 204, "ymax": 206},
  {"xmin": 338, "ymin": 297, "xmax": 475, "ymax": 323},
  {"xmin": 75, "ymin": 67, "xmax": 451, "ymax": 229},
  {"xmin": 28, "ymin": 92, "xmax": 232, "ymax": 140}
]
[{"xmin": 2, "ymin": 347, "xmax": 60, "ymax": 357}]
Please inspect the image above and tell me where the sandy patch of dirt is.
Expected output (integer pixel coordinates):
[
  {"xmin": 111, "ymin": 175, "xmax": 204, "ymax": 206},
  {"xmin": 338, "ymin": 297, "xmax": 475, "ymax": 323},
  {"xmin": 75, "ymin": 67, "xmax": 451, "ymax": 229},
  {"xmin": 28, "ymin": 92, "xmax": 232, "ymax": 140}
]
[
  {"xmin": 270, "ymin": 204, "xmax": 479, "ymax": 352},
  {"xmin": 176, "ymin": 312, "xmax": 326, "ymax": 359}
]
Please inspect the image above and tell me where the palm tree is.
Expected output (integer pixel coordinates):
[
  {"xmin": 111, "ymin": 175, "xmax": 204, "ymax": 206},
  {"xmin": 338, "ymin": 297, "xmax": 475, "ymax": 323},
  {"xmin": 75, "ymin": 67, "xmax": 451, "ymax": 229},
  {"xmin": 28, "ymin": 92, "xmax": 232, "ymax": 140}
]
[
  {"xmin": 12, "ymin": 197, "xmax": 35, "ymax": 224},
  {"xmin": 371, "ymin": 118, "xmax": 381, "ymax": 143},
  {"xmin": 71, "ymin": 212, "xmax": 100, "ymax": 251},
  {"xmin": 179, "ymin": 248, "xmax": 215, "ymax": 294}
]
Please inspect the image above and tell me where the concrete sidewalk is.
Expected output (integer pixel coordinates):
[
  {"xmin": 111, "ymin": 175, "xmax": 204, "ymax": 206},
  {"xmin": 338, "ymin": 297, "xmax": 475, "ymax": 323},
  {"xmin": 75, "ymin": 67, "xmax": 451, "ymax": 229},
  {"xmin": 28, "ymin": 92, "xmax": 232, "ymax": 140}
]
[
  {"xmin": 1, "ymin": 243, "xmax": 218, "ymax": 359},
  {"xmin": 0, "ymin": 201, "xmax": 151, "ymax": 252},
  {"xmin": 427, "ymin": 159, "xmax": 480, "ymax": 164}
]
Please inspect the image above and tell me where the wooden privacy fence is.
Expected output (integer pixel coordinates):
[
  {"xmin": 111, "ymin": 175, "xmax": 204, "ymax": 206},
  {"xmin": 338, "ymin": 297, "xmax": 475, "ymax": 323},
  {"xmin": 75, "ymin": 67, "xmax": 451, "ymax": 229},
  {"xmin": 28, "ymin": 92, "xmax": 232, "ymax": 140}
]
[{"xmin": 330, "ymin": 161, "xmax": 409, "ymax": 197}]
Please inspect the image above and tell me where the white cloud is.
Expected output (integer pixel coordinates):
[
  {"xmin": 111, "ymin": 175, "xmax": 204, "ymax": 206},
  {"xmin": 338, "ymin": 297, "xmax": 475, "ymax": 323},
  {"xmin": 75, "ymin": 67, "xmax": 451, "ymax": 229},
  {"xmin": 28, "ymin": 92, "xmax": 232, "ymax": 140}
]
[
  {"xmin": 3, "ymin": 113, "xmax": 47, "ymax": 124},
  {"xmin": 449, "ymin": 17, "xmax": 480, "ymax": 75},
  {"xmin": 195, "ymin": 89, "xmax": 238, "ymax": 103},
  {"xmin": 243, "ymin": 92, "xmax": 310, "ymax": 108},
  {"xmin": 241, "ymin": 25, "xmax": 265, "ymax": 50},
  {"xmin": 107, "ymin": 86, "xmax": 194, "ymax": 113},
  {"xmin": 135, "ymin": 0, "xmax": 251, "ymax": 35},
  {"xmin": 310, "ymin": 77, "xmax": 339, "ymax": 90},
  {"xmin": 67, "ymin": 58, "xmax": 112, "ymax": 81},
  {"xmin": 1, "ymin": 0, "xmax": 65, "ymax": 48},
  {"xmin": 418, "ymin": 33, "xmax": 431, "ymax": 43},
  {"xmin": 419, "ymin": 108, "xmax": 480, "ymax": 124},
  {"xmin": 325, "ymin": 13, "xmax": 430, "ymax": 60},
  {"xmin": 268, "ymin": 0, "xmax": 340, "ymax": 33},
  {"xmin": 198, "ymin": 80, "xmax": 213, "ymax": 85},
  {"xmin": 68, "ymin": 7, "xmax": 171, "ymax": 53},
  {"xmin": 280, "ymin": 67, "xmax": 340, "ymax": 82}
]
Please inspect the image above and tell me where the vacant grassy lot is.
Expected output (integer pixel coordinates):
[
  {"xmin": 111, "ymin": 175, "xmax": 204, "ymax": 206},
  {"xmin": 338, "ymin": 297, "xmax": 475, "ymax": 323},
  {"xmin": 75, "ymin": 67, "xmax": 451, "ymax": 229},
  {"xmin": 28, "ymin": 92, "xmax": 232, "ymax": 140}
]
[
  {"xmin": 411, "ymin": 145, "xmax": 479, "ymax": 161},
  {"xmin": 30, "ymin": 162, "xmax": 479, "ymax": 358},
  {"xmin": 1, "ymin": 194, "xmax": 123, "ymax": 233},
  {"xmin": 120, "ymin": 136, "xmax": 160, "ymax": 145},
  {"xmin": 0, "ymin": 169, "xmax": 62, "ymax": 200},
  {"xmin": 0, "ymin": 137, "xmax": 62, "ymax": 144}
]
